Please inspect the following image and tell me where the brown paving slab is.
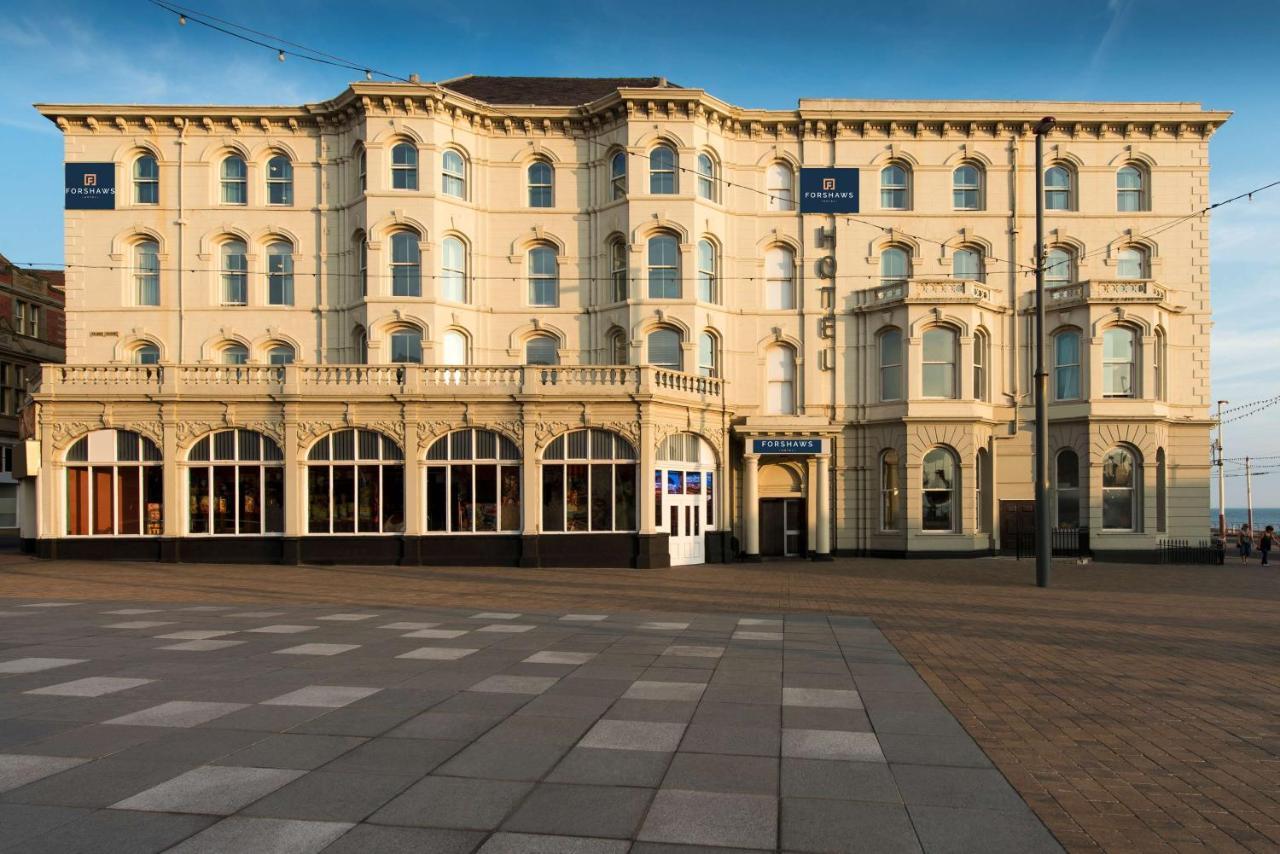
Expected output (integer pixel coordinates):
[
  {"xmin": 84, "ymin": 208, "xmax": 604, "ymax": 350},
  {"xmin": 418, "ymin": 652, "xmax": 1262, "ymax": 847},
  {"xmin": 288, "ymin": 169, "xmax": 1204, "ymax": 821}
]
[{"xmin": 1, "ymin": 551, "xmax": 1278, "ymax": 851}]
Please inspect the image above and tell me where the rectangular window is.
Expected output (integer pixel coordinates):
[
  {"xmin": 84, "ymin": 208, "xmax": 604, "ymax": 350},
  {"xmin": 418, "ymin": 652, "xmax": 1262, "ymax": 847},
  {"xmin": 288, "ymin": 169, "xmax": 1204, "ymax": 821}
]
[
  {"xmin": 381, "ymin": 465, "xmax": 404, "ymax": 533},
  {"xmin": 542, "ymin": 466, "xmax": 564, "ymax": 532},
  {"xmin": 357, "ymin": 466, "xmax": 380, "ymax": 533},
  {"xmin": 590, "ymin": 464, "xmax": 613, "ymax": 531},
  {"xmin": 67, "ymin": 467, "xmax": 89, "ymax": 536},
  {"xmin": 450, "ymin": 464, "xmax": 473, "ymax": 532},
  {"xmin": 332, "ymin": 465, "xmax": 356, "ymax": 533},
  {"xmin": 238, "ymin": 466, "xmax": 261, "ymax": 534},
  {"xmin": 566, "ymin": 464, "xmax": 589, "ymax": 532},
  {"xmin": 213, "ymin": 466, "xmax": 236, "ymax": 534},
  {"xmin": 426, "ymin": 466, "xmax": 447, "ymax": 532},
  {"xmin": 264, "ymin": 467, "xmax": 284, "ymax": 534},
  {"xmin": 475, "ymin": 465, "xmax": 498, "ymax": 533},
  {"xmin": 189, "ymin": 469, "xmax": 210, "ymax": 534},
  {"xmin": 307, "ymin": 467, "xmax": 330, "ymax": 533},
  {"xmin": 500, "ymin": 466, "xmax": 521, "ymax": 531},
  {"xmin": 615, "ymin": 465, "xmax": 637, "ymax": 531}
]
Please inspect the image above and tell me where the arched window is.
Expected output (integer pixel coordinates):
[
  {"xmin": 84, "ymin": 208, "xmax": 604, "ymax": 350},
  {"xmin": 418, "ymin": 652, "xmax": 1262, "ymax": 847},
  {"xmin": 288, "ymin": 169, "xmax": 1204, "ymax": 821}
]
[
  {"xmin": 133, "ymin": 342, "xmax": 160, "ymax": 365},
  {"xmin": 528, "ymin": 160, "xmax": 553, "ymax": 207},
  {"xmin": 1103, "ymin": 327, "xmax": 1137, "ymax": 398},
  {"xmin": 541, "ymin": 429, "xmax": 638, "ymax": 533},
  {"xmin": 389, "ymin": 327, "xmax": 422, "ymax": 364},
  {"xmin": 356, "ymin": 144, "xmax": 367, "ymax": 193},
  {"xmin": 647, "ymin": 328, "xmax": 682, "ymax": 370},
  {"xmin": 442, "ymin": 330, "xmax": 468, "ymax": 366},
  {"xmin": 973, "ymin": 329, "xmax": 988, "ymax": 401},
  {"xmin": 1045, "ymin": 165, "xmax": 1072, "ymax": 210},
  {"xmin": 608, "ymin": 328, "xmax": 628, "ymax": 365},
  {"xmin": 697, "ymin": 153, "xmax": 716, "ymax": 200},
  {"xmin": 526, "ymin": 335, "xmax": 559, "ymax": 366},
  {"xmin": 1102, "ymin": 446, "xmax": 1140, "ymax": 531},
  {"xmin": 698, "ymin": 331, "xmax": 718, "ymax": 378},
  {"xmin": 357, "ymin": 234, "xmax": 368, "ymax": 297},
  {"xmin": 878, "ymin": 328, "xmax": 903, "ymax": 401},
  {"xmin": 953, "ymin": 164, "xmax": 982, "ymax": 210},
  {"xmin": 267, "ymin": 241, "xmax": 294, "ymax": 306},
  {"xmin": 441, "ymin": 236, "xmax": 467, "ymax": 303},
  {"xmin": 765, "ymin": 245, "xmax": 795, "ymax": 310},
  {"xmin": 391, "ymin": 142, "xmax": 418, "ymax": 190},
  {"xmin": 648, "ymin": 234, "xmax": 680, "ymax": 299},
  {"xmin": 881, "ymin": 246, "xmax": 910, "ymax": 286},
  {"xmin": 186, "ymin": 429, "xmax": 284, "ymax": 535},
  {"xmin": 952, "ymin": 247, "xmax": 983, "ymax": 282},
  {"xmin": 1155, "ymin": 448, "xmax": 1167, "ymax": 533},
  {"xmin": 266, "ymin": 155, "xmax": 293, "ymax": 205},
  {"xmin": 1054, "ymin": 329, "xmax": 1082, "ymax": 400},
  {"xmin": 609, "ymin": 238, "xmax": 627, "ymax": 302},
  {"xmin": 221, "ymin": 239, "xmax": 247, "ymax": 305},
  {"xmin": 1117, "ymin": 164, "xmax": 1145, "ymax": 211},
  {"xmin": 442, "ymin": 149, "xmax": 466, "ymax": 198},
  {"xmin": 975, "ymin": 448, "xmax": 991, "ymax": 533},
  {"xmin": 220, "ymin": 155, "xmax": 247, "ymax": 205},
  {"xmin": 697, "ymin": 239, "xmax": 718, "ymax": 303},
  {"xmin": 610, "ymin": 151, "xmax": 627, "ymax": 200},
  {"xmin": 880, "ymin": 449, "xmax": 900, "ymax": 531},
  {"xmin": 354, "ymin": 327, "xmax": 368, "ymax": 364},
  {"xmin": 880, "ymin": 163, "xmax": 910, "ymax": 210},
  {"xmin": 65, "ymin": 429, "xmax": 163, "ymax": 536},
  {"xmin": 306, "ymin": 429, "xmax": 405, "ymax": 534},
  {"xmin": 922, "ymin": 447, "xmax": 958, "ymax": 532},
  {"xmin": 766, "ymin": 162, "xmax": 793, "ymax": 211},
  {"xmin": 425, "ymin": 429, "xmax": 521, "ymax": 533},
  {"xmin": 1153, "ymin": 328, "xmax": 1165, "ymax": 401},
  {"xmin": 268, "ymin": 345, "xmax": 294, "ymax": 365},
  {"xmin": 766, "ymin": 345, "xmax": 797, "ymax": 414},
  {"xmin": 1045, "ymin": 247, "xmax": 1074, "ymax": 286},
  {"xmin": 222, "ymin": 343, "xmax": 248, "ymax": 365},
  {"xmin": 135, "ymin": 239, "xmax": 159, "ymax": 306},
  {"xmin": 390, "ymin": 231, "xmax": 421, "ymax": 297},
  {"xmin": 134, "ymin": 155, "xmax": 158, "ymax": 205},
  {"xmin": 1117, "ymin": 246, "xmax": 1146, "ymax": 279},
  {"xmin": 650, "ymin": 144, "xmax": 677, "ymax": 194},
  {"xmin": 1055, "ymin": 449, "xmax": 1080, "ymax": 527},
  {"xmin": 529, "ymin": 245, "xmax": 559, "ymax": 306},
  {"xmin": 922, "ymin": 327, "xmax": 958, "ymax": 398}
]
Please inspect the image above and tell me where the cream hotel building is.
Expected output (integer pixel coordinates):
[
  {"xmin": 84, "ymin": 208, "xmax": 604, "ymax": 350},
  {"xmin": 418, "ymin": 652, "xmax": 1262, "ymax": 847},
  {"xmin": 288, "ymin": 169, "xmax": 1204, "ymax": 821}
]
[{"xmin": 26, "ymin": 76, "xmax": 1227, "ymax": 566}]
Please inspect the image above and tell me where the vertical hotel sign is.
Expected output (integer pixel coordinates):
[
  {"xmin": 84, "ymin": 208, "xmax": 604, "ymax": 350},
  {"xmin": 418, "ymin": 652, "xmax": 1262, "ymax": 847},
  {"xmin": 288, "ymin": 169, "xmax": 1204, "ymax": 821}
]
[
  {"xmin": 799, "ymin": 168, "xmax": 859, "ymax": 214},
  {"xmin": 65, "ymin": 163, "xmax": 116, "ymax": 210}
]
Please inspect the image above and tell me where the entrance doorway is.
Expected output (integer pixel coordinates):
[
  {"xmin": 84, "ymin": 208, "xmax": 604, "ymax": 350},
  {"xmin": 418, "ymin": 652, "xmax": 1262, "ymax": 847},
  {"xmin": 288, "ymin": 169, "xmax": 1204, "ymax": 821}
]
[
  {"xmin": 656, "ymin": 433, "xmax": 716, "ymax": 567},
  {"xmin": 666, "ymin": 470, "xmax": 705, "ymax": 566},
  {"xmin": 760, "ymin": 498, "xmax": 805, "ymax": 557},
  {"xmin": 998, "ymin": 500, "xmax": 1035, "ymax": 554}
]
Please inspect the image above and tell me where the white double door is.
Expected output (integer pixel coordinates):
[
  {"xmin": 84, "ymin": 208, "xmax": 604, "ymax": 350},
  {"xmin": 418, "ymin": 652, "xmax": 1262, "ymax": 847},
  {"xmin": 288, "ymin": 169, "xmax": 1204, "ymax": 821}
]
[{"xmin": 667, "ymin": 489, "xmax": 705, "ymax": 566}]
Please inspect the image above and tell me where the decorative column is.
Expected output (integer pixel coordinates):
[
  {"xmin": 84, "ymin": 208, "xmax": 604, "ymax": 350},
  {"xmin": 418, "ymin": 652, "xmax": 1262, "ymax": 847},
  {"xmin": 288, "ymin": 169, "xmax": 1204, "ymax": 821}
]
[
  {"xmin": 636, "ymin": 417, "xmax": 668, "ymax": 568},
  {"xmin": 743, "ymin": 452, "xmax": 760, "ymax": 559},
  {"xmin": 815, "ymin": 453, "xmax": 832, "ymax": 558},
  {"xmin": 281, "ymin": 411, "xmax": 301, "ymax": 566},
  {"xmin": 805, "ymin": 456, "xmax": 818, "ymax": 557},
  {"xmin": 518, "ymin": 410, "xmax": 539, "ymax": 568},
  {"xmin": 159, "ymin": 408, "xmax": 180, "ymax": 562},
  {"xmin": 399, "ymin": 408, "xmax": 422, "ymax": 567}
]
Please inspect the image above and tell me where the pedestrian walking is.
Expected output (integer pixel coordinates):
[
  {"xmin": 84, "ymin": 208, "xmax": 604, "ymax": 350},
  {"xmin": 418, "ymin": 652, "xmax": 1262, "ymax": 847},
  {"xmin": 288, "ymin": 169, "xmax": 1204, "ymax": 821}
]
[
  {"xmin": 1237, "ymin": 524, "xmax": 1253, "ymax": 564},
  {"xmin": 1260, "ymin": 526, "xmax": 1274, "ymax": 566}
]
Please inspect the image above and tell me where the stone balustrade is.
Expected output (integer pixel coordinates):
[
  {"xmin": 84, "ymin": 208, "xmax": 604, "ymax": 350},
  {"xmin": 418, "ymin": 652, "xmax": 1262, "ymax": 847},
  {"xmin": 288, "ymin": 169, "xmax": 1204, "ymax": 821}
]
[
  {"xmin": 1046, "ymin": 278, "xmax": 1169, "ymax": 306},
  {"xmin": 858, "ymin": 277, "xmax": 999, "ymax": 309}
]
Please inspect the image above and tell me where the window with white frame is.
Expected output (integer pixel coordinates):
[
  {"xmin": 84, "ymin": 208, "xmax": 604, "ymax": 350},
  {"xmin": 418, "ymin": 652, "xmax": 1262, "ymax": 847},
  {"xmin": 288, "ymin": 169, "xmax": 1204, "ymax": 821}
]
[
  {"xmin": 879, "ymin": 328, "xmax": 903, "ymax": 401},
  {"xmin": 880, "ymin": 449, "xmax": 900, "ymax": 531},
  {"xmin": 356, "ymin": 145, "xmax": 366, "ymax": 193},
  {"xmin": 880, "ymin": 163, "xmax": 909, "ymax": 209},
  {"xmin": 952, "ymin": 247, "xmax": 983, "ymax": 282},
  {"xmin": 1153, "ymin": 328, "xmax": 1165, "ymax": 400},
  {"xmin": 135, "ymin": 240, "xmax": 159, "ymax": 306},
  {"xmin": 528, "ymin": 160, "xmax": 553, "ymax": 207},
  {"xmin": 648, "ymin": 234, "xmax": 680, "ymax": 299},
  {"xmin": 187, "ymin": 429, "xmax": 284, "ymax": 535},
  {"xmin": 541, "ymin": 429, "xmax": 638, "ymax": 533},
  {"xmin": 442, "ymin": 149, "xmax": 466, "ymax": 198},
  {"xmin": 766, "ymin": 345, "xmax": 797, "ymax": 414},
  {"xmin": 953, "ymin": 164, "xmax": 981, "ymax": 210},
  {"xmin": 881, "ymin": 246, "xmax": 910, "ymax": 286},
  {"xmin": 222, "ymin": 344, "xmax": 248, "ymax": 365},
  {"xmin": 526, "ymin": 335, "xmax": 558, "ymax": 365},
  {"xmin": 1054, "ymin": 330, "xmax": 1082, "ymax": 400},
  {"xmin": 973, "ymin": 329, "xmax": 988, "ymax": 401},
  {"xmin": 647, "ymin": 328, "xmax": 682, "ymax": 370},
  {"xmin": 1102, "ymin": 446, "xmax": 1140, "ymax": 531},
  {"xmin": 698, "ymin": 331, "xmax": 718, "ymax": 378},
  {"xmin": 529, "ymin": 245, "xmax": 558, "ymax": 306},
  {"xmin": 134, "ymin": 154, "xmax": 159, "ymax": 205},
  {"xmin": 389, "ymin": 328, "xmax": 423, "ymax": 364},
  {"xmin": 1055, "ymin": 449, "xmax": 1080, "ymax": 527},
  {"xmin": 134, "ymin": 343, "xmax": 160, "ymax": 365},
  {"xmin": 221, "ymin": 155, "xmax": 247, "ymax": 205},
  {"xmin": 0, "ymin": 363, "xmax": 22, "ymax": 415},
  {"xmin": 425, "ymin": 429, "xmax": 521, "ymax": 533},
  {"xmin": 610, "ymin": 151, "xmax": 627, "ymax": 200},
  {"xmin": 390, "ymin": 231, "xmax": 421, "ymax": 297},
  {"xmin": 1045, "ymin": 246, "xmax": 1074, "ymax": 286},
  {"xmin": 649, "ymin": 145, "xmax": 677, "ymax": 194},
  {"xmin": 1116, "ymin": 246, "xmax": 1146, "ymax": 279},
  {"xmin": 1045, "ymin": 165, "xmax": 1072, "ymax": 210},
  {"xmin": 267, "ymin": 241, "xmax": 294, "ymax": 306},
  {"xmin": 1117, "ymin": 164, "xmax": 1145, "ymax": 212},
  {"xmin": 765, "ymin": 245, "xmax": 795, "ymax": 310},
  {"xmin": 266, "ymin": 155, "xmax": 293, "ymax": 205},
  {"xmin": 442, "ymin": 330, "xmax": 468, "ymax": 366},
  {"xmin": 306, "ymin": 429, "xmax": 405, "ymax": 534},
  {"xmin": 697, "ymin": 153, "xmax": 716, "ymax": 200},
  {"xmin": 608, "ymin": 329, "xmax": 627, "ymax": 365},
  {"xmin": 391, "ymin": 142, "xmax": 418, "ymax": 190},
  {"xmin": 268, "ymin": 345, "xmax": 294, "ymax": 365},
  {"xmin": 221, "ymin": 239, "xmax": 247, "ymax": 305},
  {"xmin": 922, "ymin": 447, "xmax": 957, "ymax": 532},
  {"xmin": 358, "ymin": 235, "xmax": 368, "ymax": 297},
  {"xmin": 441, "ymin": 236, "xmax": 467, "ymax": 303},
  {"xmin": 1103, "ymin": 327, "xmax": 1137, "ymax": 398},
  {"xmin": 65, "ymin": 429, "xmax": 163, "ymax": 536},
  {"xmin": 975, "ymin": 448, "xmax": 990, "ymax": 533},
  {"xmin": 766, "ymin": 162, "xmax": 793, "ymax": 211},
  {"xmin": 922, "ymin": 327, "xmax": 958, "ymax": 398},
  {"xmin": 1155, "ymin": 448, "xmax": 1166, "ymax": 532},
  {"xmin": 609, "ymin": 238, "xmax": 627, "ymax": 302},
  {"xmin": 697, "ymin": 239, "xmax": 718, "ymax": 303}
]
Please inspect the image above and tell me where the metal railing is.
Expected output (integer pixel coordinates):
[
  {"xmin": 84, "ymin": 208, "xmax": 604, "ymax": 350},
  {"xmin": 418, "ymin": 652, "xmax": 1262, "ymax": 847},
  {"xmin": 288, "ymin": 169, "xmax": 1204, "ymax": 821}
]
[
  {"xmin": 1157, "ymin": 539, "xmax": 1224, "ymax": 565},
  {"xmin": 1011, "ymin": 526, "xmax": 1090, "ymax": 559}
]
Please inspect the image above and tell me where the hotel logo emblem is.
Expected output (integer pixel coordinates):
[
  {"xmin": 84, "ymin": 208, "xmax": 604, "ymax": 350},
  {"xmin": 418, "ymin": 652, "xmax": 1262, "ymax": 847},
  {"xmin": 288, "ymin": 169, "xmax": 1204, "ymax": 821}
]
[
  {"xmin": 821, "ymin": 177, "xmax": 836, "ymax": 190},
  {"xmin": 83, "ymin": 173, "xmax": 97, "ymax": 186}
]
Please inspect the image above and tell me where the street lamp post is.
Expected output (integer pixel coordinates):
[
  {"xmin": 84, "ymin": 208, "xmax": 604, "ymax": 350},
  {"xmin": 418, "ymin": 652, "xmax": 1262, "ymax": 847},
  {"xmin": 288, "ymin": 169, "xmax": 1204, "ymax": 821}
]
[
  {"xmin": 1216, "ymin": 399, "xmax": 1228, "ymax": 540},
  {"xmin": 1033, "ymin": 116, "xmax": 1055, "ymax": 588}
]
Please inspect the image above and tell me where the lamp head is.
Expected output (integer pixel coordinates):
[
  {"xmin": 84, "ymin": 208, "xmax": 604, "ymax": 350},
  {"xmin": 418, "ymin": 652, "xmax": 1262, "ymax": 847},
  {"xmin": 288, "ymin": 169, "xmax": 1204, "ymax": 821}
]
[{"xmin": 1033, "ymin": 116, "xmax": 1056, "ymax": 135}]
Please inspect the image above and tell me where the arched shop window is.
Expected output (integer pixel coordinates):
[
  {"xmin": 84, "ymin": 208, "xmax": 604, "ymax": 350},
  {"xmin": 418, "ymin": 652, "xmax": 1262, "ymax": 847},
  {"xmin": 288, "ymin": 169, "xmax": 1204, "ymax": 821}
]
[
  {"xmin": 542, "ymin": 429, "xmax": 638, "ymax": 532},
  {"xmin": 186, "ymin": 429, "xmax": 284, "ymax": 535},
  {"xmin": 425, "ymin": 429, "xmax": 522, "ymax": 533},
  {"xmin": 306, "ymin": 429, "xmax": 405, "ymax": 534},
  {"xmin": 654, "ymin": 432, "xmax": 717, "ymax": 536},
  {"xmin": 65, "ymin": 429, "xmax": 163, "ymax": 536}
]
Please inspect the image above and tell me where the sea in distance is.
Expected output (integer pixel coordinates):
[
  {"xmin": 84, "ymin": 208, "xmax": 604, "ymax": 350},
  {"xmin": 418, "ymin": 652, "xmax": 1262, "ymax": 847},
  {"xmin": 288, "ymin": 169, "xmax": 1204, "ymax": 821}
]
[{"xmin": 1210, "ymin": 507, "xmax": 1280, "ymax": 529}]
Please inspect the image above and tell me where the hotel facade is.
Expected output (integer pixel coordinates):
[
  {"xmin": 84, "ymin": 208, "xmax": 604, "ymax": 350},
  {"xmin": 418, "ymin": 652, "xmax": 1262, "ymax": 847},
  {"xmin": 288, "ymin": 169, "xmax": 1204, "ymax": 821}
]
[{"xmin": 26, "ymin": 77, "xmax": 1227, "ymax": 566}]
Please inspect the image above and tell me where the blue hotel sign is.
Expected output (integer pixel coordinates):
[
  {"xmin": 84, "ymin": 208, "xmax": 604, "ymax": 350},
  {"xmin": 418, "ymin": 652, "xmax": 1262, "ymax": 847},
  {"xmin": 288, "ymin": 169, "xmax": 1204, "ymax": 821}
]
[
  {"xmin": 753, "ymin": 438, "xmax": 822, "ymax": 455},
  {"xmin": 799, "ymin": 168, "xmax": 859, "ymax": 214},
  {"xmin": 65, "ymin": 163, "xmax": 116, "ymax": 210}
]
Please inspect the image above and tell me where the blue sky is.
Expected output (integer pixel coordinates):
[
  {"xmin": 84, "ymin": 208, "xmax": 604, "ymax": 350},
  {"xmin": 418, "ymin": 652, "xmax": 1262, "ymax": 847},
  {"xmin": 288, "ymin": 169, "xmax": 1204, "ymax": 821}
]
[{"xmin": 2, "ymin": 0, "xmax": 1278, "ymax": 504}]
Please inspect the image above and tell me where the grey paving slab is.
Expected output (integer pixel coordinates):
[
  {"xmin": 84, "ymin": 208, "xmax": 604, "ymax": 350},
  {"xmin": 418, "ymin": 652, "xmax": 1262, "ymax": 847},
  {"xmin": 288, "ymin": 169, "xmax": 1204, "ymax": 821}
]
[
  {"xmin": 240, "ymin": 768, "xmax": 417, "ymax": 821},
  {"xmin": 502, "ymin": 781, "xmax": 654, "ymax": 838},
  {"xmin": 783, "ymin": 687, "xmax": 862, "ymax": 709},
  {"xmin": 159, "ymin": 639, "xmax": 247, "ymax": 651},
  {"xmin": 0, "ymin": 657, "xmax": 87, "ymax": 674},
  {"xmin": 681, "ymin": 723, "xmax": 780, "ymax": 757},
  {"xmin": 782, "ymin": 729, "xmax": 885, "ymax": 762},
  {"xmin": 215, "ymin": 733, "xmax": 366, "ymax": 770},
  {"xmin": 319, "ymin": 824, "xmax": 485, "ymax": 854},
  {"xmin": 524, "ymin": 651, "xmax": 596, "ymax": 665},
  {"xmin": 468, "ymin": 675, "xmax": 559, "ymax": 695},
  {"xmin": 877, "ymin": 732, "xmax": 993, "ymax": 768},
  {"xmin": 155, "ymin": 630, "xmax": 237, "ymax": 640},
  {"xmin": 12, "ymin": 723, "xmax": 173, "ymax": 758},
  {"xmin": 273, "ymin": 643, "xmax": 361, "ymax": 656},
  {"xmin": 624, "ymin": 680, "xmax": 706, "ymax": 701},
  {"xmin": 891, "ymin": 764, "xmax": 1027, "ymax": 811},
  {"xmin": 515, "ymin": 692, "xmax": 616, "ymax": 720},
  {"xmin": 2, "ymin": 758, "xmax": 195, "ymax": 807},
  {"xmin": 662, "ymin": 752, "xmax": 779, "ymax": 795},
  {"xmin": 478, "ymin": 833, "xmax": 630, "ymax": 854},
  {"xmin": 165, "ymin": 816, "xmax": 354, "ymax": 854},
  {"xmin": 630, "ymin": 844, "xmax": 771, "ymax": 854},
  {"xmin": 262, "ymin": 685, "xmax": 381, "ymax": 708},
  {"xmin": 370, "ymin": 775, "xmax": 534, "ymax": 830},
  {"xmin": 435, "ymin": 740, "xmax": 569, "ymax": 781},
  {"xmin": 103, "ymin": 621, "xmax": 176, "ymax": 629},
  {"xmin": 0, "ymin": 754, "xmax": 87, "ymax": 792},
  {"xmin": 111, "ymin": 765, "xmax": 306, "ymax": 814},
  {"xmin": 906, "ymin": 804, "xmax": 1063, "ymax": 854},
  {"xmin": 0, "ymin": 803, "xmax": 92, "ymax": 850},
  {"xmin": 547, "ymin": 746, "xmax": 673, "ymax": 787},
  {"xmin": 780, "ymin": 798, "xmax": 922, "ymax": 853},
  {"xmin": 25, "ymin": 676, "xmax": 153, "ymax": 697},
  {"xmin": 247, "ymin": 625, "xmax": 317, "ymax": 634},
  {"xmin": 323, "ymin": 736, "xmax": 466, "ymax": 775},
  {"xmin": 1, "ymin": 809, "xmax": 216, "ymax": 854},
  {"xmin": 103, "ymin": 700, "xmax": 249, "ymax": 728},
  {"xmin": 781, "ymin": 758, "xmax": 902, "ymax": 803},
  {"xmin": 782, "ymin": 706, "xmax": 872, "ymax": 733},
  {"xmin": 317, "ymin": 613, "xmax": 380, "ymax": 621},
  {"xmin": 579, "ymin": 719, "xmax": 686, "ymax": 752},
  {"xmin": 108, "ymin": 728, "xmax": 268, "ymax": 765},
  {"xmin": 398, "ymin": 646, "xmax": 479, "ymax": 660},
  {"xmin": 403, "ymin": 628, "xmax": 470, "ymax": 639},
  {"xmin": 638, "ymin": 789, "xmax": 777, "ymax": 850}
]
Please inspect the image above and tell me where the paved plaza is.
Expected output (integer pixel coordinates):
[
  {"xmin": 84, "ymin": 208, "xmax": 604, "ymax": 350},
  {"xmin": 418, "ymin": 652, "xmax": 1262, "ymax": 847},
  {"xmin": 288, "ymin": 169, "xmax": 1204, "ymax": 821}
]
[{"xmin": 0, "ymin": 596, "xmax": 1057, "ymax": 853}]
